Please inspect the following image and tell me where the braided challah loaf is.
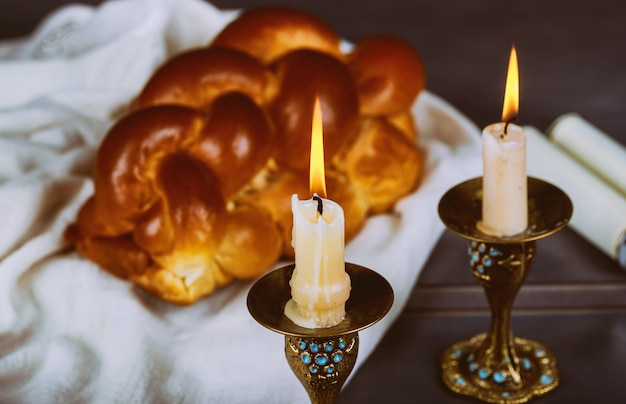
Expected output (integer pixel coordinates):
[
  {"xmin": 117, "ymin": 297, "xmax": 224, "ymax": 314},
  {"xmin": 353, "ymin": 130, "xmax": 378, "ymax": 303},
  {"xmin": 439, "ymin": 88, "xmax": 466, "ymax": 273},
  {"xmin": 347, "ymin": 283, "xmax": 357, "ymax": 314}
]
[{"xmin": 65, "ymin": 6, "xmax": 425, "ymax": 305}]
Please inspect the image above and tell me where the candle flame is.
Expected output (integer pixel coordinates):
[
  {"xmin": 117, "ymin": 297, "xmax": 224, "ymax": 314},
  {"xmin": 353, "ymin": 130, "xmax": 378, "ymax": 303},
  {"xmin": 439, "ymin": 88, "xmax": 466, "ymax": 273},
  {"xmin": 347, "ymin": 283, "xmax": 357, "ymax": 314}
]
[
  {"xmin": 309, "ymin": 97, "xmax": 327, "ymax": 198},
  {"xmin": 502, "ymin": 45, "xmax": 519, "ymax": 122}
]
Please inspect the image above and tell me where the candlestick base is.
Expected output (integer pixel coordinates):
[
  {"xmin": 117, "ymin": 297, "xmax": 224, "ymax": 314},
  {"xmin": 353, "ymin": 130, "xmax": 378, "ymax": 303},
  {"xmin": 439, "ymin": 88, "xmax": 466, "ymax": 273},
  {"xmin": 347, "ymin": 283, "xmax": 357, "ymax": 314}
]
[
  {"xmin": 247, "ymin": 263, "xmax": 393, "ymax": 404},
  {"xmin": 438, "ymin": 177, "xmax": 572, "ymax": 403},
  {"xmin": 441, "ymin": 333, "xmax": 558, "ymax": 404}
]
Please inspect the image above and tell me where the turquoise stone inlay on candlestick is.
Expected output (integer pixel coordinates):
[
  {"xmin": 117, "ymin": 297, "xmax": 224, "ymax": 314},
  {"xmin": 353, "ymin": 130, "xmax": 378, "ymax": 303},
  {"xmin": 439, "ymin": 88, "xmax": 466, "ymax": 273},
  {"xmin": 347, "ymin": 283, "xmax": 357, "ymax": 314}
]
[{"xmin": 294, "ymin": 335, "xmax": 355, "ymax": 377}]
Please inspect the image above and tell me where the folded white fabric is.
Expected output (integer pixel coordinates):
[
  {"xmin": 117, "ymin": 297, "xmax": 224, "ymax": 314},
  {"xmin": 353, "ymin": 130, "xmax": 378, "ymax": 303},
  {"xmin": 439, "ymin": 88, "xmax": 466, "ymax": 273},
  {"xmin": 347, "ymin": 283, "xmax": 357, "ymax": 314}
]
[{"xmin": 0, "ymin": 0, "xmax": 482, "ymax": 402}]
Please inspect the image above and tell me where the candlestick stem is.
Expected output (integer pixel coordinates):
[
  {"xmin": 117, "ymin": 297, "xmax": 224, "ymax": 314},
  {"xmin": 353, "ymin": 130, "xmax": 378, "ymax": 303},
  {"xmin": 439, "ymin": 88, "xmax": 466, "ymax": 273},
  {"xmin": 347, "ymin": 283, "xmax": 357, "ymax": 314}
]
[
  {"xmin": 285, "ymin": 333, "xmax": 358, "ymax": 404},
  {"xmin": 484, "ymin": 241, "xmax": 535, "ymax": 384},
  {"xmin": 438, "ymin": 177, "xmax": 572, "ymax": 403}
]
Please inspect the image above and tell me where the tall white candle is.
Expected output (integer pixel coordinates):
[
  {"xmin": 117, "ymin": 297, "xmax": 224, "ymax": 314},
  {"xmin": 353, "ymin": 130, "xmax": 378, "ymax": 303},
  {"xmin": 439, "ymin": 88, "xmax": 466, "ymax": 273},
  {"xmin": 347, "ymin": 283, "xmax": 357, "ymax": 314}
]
[
  {"xmin": 286, "ymin": 194, "xmax": 350, "ymax": 328},
  {"xmin": 284, "ymin": 98, "xmax": 351, "ymax": 328},
  {"xmin": 479, "ymin": 46, "xmax": 528, "ymax": 237},
  {"xmin": 480, "ymin": 123, "xmax": 528, "ymax": 236}
]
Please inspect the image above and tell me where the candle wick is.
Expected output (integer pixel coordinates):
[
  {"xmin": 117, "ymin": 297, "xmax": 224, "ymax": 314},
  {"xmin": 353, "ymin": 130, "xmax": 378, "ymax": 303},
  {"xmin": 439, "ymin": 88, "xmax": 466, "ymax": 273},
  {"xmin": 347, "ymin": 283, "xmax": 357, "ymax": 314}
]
[
  {"xmin": 503, "ymin": 115, "xmax": 518, "ymax": 137},
  {"xmin": 313, "ymin": 195, "xmax": 324, "ymax": 216}
]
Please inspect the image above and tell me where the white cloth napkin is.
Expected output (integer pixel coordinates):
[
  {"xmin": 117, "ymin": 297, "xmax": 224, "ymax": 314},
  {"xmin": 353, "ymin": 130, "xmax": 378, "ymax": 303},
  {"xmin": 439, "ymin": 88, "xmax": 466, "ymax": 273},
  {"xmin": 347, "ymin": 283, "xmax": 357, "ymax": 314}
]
[{"xmin": 0, "ymin": 0, "xmax": 482, "ymax": 402}]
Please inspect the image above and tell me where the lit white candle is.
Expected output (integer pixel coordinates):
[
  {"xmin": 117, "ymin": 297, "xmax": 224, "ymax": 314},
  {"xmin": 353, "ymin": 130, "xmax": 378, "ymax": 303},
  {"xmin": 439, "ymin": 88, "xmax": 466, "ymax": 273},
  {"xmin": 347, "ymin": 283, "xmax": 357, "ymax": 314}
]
[
  {"xmin": 478, "ymin": 46, "xmax": 528, "ymax": 237},
  {"xmin": 285, "ymin": 98, "xmax": 351, "ymax": 328}
]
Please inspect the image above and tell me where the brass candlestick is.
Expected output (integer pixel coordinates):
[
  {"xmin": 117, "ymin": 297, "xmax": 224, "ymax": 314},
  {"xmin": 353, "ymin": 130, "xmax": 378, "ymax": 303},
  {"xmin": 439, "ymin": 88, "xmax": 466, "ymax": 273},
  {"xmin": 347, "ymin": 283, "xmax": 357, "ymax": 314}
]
[
  {"xmin": 438, "ymin": 177, "xmax": 572, "ymax": 403},
  {"xmin": 247, "ymin": 263, "xmax": 393, "ymax": 404}
]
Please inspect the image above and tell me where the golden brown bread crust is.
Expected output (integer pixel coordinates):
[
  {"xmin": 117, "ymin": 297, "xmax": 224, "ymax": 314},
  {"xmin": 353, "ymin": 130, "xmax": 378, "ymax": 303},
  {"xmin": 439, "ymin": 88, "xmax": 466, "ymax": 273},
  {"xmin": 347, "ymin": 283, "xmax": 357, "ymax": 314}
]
[
  {"xmin": 187, "ymin": 92, "xmax": 275, "ymax": 199},
  {"xmin": 347, "ymin": 35, "xmax": 426, "ymax": 116},
  {"xmin": 67, "ymin": 102, "xmax": 281, "ymax": 305},
  {"xmin": 241, "ymin": 168, "xmax": 309, "ymax": 257},
  {"xmin": 212, "ymin": 6, "xmax": 342, "ymax": 64},
  {"xmin": 79, "ymin": 106, "xmax": 207, "ymax": 238},
  {"xmin": 338, "ymin": 116, "xmax": 422, "ymax": 213},
  {"xmin": 267, "ymin": 49, "xmax": 359, "ymax": 170},
  {"xmin": 137, "ymin": 47, "xmax": 269, "ymax": 110},
  {"xmin": 214, "ymin": 201, "xmax": 282, "ymax": 280},
  {"xmin": 66, "ymin": 6, "xmax": 426, "ymax": 305}
]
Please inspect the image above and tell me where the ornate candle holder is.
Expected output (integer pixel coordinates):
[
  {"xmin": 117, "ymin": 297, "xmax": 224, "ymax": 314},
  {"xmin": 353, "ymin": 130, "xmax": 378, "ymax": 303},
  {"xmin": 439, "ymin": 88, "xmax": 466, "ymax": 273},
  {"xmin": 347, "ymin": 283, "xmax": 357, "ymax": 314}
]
[
  {"xmin": 438, "ymin": 177, "xmax": 572, "ymax": 403},
  {"xmin": 247, "ymin": 263, "xmax": 393, "ymax": 403}
]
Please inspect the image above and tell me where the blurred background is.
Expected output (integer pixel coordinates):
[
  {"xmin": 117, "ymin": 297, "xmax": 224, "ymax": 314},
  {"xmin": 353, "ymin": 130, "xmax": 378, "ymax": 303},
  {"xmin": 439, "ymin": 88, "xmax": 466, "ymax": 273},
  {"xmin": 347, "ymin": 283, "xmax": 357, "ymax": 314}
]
[{"xmin": 1, "ymin": 0, "xmax": 625, "ymax": 144}]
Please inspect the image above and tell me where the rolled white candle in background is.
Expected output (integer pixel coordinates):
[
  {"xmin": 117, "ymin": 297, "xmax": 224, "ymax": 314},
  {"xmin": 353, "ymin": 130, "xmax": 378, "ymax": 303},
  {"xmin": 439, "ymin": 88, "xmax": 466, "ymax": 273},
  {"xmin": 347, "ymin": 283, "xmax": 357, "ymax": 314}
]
[
  {"xmin": 525, "ymin": 126, "xmax": 626, "ymax": 269},
  {"xmin": 548, "ymin": 113, "xmax": 626, "ymax": 197}
]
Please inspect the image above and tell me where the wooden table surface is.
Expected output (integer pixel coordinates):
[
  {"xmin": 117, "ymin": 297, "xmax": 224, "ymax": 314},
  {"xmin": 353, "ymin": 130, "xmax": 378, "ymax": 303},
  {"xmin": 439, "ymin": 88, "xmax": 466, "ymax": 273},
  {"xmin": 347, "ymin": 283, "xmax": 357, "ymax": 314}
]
[{"xmin": 3, "ymin": 1, "xmax": 626, "ymax": 402}]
